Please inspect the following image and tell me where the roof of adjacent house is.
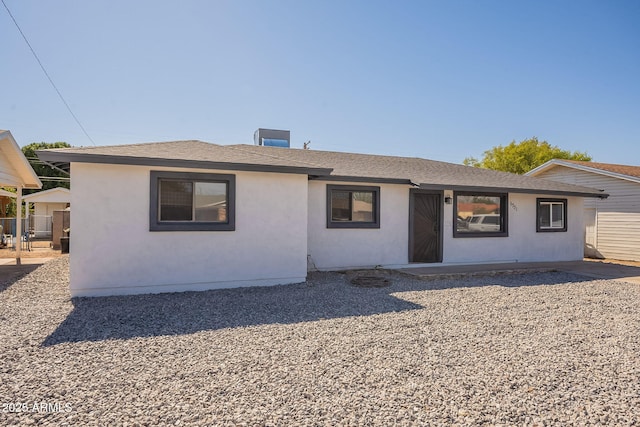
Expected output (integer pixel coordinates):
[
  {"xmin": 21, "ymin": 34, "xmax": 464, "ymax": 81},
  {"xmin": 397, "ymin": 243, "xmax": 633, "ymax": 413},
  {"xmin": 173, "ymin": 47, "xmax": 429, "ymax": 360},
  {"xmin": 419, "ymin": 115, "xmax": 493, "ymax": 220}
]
[
  {"xmin": 22, "ymin": 187, "xmax": 71, "ymax": 203},
  {"xmin": 37, "ymin": 140, "xmax": 608, "ymax": 198},
  {"xmin": 526, "ymin": 159, "xmax": 640, "ymax": 185},
  {"xmin": 0, "ymin": 130, "xmax": 42, "ymax": 189}
]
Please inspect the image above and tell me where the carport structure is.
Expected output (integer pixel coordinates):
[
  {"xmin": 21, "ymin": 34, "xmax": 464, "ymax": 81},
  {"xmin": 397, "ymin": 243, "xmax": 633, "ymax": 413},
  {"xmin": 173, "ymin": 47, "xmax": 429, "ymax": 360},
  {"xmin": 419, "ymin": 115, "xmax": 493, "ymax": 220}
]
[{"xmin": 0, "ymin": 130, "xmax": 42, "ymax": 264}]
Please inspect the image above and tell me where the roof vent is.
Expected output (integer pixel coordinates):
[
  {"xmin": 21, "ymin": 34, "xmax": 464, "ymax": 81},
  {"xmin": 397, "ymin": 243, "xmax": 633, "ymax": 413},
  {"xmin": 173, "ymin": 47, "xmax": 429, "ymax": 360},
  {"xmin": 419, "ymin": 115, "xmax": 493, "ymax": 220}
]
[{"xmin": 254, "ymin": 128, "xmax": 290, "ymax": 148}]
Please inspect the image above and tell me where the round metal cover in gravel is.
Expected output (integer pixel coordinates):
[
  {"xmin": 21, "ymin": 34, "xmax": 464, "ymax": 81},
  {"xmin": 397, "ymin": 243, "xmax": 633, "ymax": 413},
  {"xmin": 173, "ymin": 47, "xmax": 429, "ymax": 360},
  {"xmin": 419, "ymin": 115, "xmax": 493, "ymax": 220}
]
[
  {"xmin": 1, "ymin": 256, "xmax": 639, "ymax": 426},
  {"xmin": 348, "ymin": 270, "xmax": 392, "ymax": 288}
]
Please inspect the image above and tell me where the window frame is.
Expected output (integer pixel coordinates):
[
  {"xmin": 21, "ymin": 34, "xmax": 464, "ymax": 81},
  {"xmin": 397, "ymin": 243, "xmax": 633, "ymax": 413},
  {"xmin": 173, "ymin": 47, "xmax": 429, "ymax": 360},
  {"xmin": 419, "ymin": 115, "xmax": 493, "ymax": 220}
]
[
  {"xmin": 326, "ymin": 184, "xmax": 380, "ymax": 229},
  {"xmin": 150, "ymin": 171, "xmax": 236, "ymax": 231},
  {"xmin": 453, "ymin": 191, "xmax": 509, "ymax": 238},
  {"xmin": 536, "ymin": 198, "xmax": 567, "ymax": 232}
]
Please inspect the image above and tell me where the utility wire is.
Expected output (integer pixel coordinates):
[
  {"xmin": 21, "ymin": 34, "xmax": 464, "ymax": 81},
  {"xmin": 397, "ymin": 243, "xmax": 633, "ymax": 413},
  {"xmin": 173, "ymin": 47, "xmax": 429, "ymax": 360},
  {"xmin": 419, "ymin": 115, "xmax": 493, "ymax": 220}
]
[{"xmin": 2, "ymin": 0, "xmax": 96, "ymax": 146}]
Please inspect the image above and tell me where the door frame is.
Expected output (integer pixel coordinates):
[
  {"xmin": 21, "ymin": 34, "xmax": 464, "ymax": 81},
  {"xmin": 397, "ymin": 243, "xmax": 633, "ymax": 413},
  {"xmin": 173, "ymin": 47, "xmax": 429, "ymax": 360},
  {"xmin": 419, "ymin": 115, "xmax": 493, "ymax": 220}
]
[{"xmin": 408, "ymin": 189, "xmax": 444, "ymax": 263}]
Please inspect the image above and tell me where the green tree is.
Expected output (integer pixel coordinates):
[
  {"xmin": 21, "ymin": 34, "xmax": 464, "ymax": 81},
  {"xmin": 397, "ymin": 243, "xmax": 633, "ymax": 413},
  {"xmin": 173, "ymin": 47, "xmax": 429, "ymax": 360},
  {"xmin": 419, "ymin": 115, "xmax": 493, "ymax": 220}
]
[
  {"xmin": 463, "ymin": 137, "xmax": 591, "ymax": 174},
  {"xmin": 22, "ymin": 142, "xmax": 71, "ymax": 194}
]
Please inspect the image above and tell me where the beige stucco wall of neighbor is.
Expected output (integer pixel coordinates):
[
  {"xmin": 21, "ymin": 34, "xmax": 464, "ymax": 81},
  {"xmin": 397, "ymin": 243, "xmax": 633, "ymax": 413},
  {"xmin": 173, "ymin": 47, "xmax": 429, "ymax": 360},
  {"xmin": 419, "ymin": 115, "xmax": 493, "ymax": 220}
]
[
  {"xmin": 441, "ymin": 193, "xmax": 585, "ymax": 264},
  {"xmin": 70, "ymin": 163, "xmax": 309, "ymax": 297},
  {"xmin": 307, "ymin": 180, "xmax": 411, "ymax": 270}
]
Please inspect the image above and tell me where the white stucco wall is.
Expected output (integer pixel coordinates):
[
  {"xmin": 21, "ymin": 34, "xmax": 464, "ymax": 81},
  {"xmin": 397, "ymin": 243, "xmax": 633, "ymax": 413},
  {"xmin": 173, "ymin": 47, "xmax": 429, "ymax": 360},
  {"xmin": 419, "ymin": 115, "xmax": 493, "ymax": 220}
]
[
  {"xmin": 441, "ymin": 193, "xmax": 584, "ymax": 264},
  {"xmin": 307, "ymin": 181, "xmax": 411, "ymax": 270},
  {"xmin": 308, "ymin": 183, "xmax": 585, "ymax": 270},
  {"xmin": 70, "ymin": 163, "xmax": 309, "ymax": 297}
]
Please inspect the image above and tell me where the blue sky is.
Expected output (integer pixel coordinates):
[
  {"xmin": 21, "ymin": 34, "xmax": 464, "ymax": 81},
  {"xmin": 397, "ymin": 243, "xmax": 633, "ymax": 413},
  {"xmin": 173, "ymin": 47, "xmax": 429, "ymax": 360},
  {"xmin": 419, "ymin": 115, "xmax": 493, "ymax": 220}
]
[{"xmin": 1, "ymin": 0, "xmax": 638, "ymax": 164}]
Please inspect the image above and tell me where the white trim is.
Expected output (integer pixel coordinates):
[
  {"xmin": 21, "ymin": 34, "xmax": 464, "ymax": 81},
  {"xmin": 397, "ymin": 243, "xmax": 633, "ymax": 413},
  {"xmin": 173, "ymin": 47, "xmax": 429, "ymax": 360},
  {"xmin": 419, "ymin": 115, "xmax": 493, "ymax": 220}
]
[{"xmin": 526, "ymin": 159, "xmax": 640, "ymax": 185}]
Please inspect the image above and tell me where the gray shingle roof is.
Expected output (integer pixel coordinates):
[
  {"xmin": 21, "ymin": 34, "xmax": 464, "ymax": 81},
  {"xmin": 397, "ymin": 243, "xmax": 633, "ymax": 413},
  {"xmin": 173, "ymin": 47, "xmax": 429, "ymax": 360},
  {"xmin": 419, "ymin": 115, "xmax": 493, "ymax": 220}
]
[
  {"xmin": 37, "ymin": 140, "xmax": 607, "ymax": 198},
  {"xmin": 228, "ymin": 144, "xmax": 608, "ymax": 198},
  {"xmin": 36, "ymin": 140, "xmax": 332, "ymax": 176}
]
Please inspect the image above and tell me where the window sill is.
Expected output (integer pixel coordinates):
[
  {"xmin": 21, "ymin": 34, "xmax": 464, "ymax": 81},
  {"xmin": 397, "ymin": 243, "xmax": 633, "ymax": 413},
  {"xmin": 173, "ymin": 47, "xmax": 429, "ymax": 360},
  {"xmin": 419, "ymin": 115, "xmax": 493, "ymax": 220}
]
[
  {"xmin": 150, "ymin": 222, "xmax": 235, "ymax": 232},
  {"xmin": 453, "ymin": 231, "xmax": 509, "ymax": 238}
]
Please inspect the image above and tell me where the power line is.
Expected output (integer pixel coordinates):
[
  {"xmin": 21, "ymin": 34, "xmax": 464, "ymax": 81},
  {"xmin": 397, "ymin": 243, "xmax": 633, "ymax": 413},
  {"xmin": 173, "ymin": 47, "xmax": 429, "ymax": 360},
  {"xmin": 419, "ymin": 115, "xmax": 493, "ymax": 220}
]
[{"xmin": 2, "ymin": 0, "xmax": 96, "ymax": 146}]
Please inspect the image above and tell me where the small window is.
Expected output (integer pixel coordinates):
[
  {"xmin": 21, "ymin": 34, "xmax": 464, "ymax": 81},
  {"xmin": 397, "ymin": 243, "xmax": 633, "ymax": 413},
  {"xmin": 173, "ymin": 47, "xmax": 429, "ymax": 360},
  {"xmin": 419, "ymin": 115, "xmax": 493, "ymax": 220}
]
[
  {"xmin": 537, "ymin": 198, "xmax": 567, "ymax": 232},
  {"xmin": 150, "ymin": 171, "xmax": 235, "ymax": 231},
  {"xmin": 327, "ymin": 185, "xmax": 380, "ymax": 228},
  {"xmin": 454, "ymin": 192, "xmax": 508, "ymax": 237}
]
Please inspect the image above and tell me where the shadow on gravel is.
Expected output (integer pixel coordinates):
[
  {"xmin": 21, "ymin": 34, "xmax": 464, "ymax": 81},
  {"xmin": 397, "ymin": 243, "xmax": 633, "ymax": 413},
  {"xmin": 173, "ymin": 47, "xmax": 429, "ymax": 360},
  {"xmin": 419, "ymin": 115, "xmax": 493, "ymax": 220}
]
[
  {"xmin": 0, "ymin": 264, "xmax": 41, "ymax": 293},
  {"xmin": 42, "ymin": 270, "xmax": 592, "ymax": 346}
]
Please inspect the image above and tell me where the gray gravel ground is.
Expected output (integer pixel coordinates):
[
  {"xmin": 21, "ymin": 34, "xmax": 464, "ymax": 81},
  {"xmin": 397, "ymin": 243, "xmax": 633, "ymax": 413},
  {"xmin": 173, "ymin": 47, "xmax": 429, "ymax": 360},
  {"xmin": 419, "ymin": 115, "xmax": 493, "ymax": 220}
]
[{"xmin": 1, "ymin": 256, "xmax": 639, "ymax": 426}]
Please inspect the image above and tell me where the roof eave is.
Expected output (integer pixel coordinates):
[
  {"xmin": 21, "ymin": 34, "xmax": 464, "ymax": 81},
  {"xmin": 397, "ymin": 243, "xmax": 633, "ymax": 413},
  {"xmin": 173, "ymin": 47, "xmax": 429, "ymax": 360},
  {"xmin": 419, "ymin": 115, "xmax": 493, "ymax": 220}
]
[
  {"xmin": 417, "ymin": 183, "xmax": 608, "ymax": 199},
  {"xmin": 36, "ymin": 150, "xmax": 333, "ymax": 176},
  {"xmin": 22, "ymin": 187, "xmax": 71, "ymax": 202},
  {"xmin": 309, "ymin": 175, "xmax": 415, "ymax": 185},
  {"xmin": 0, "ymin": 130, "xmax": 42, "ymax": 189}
]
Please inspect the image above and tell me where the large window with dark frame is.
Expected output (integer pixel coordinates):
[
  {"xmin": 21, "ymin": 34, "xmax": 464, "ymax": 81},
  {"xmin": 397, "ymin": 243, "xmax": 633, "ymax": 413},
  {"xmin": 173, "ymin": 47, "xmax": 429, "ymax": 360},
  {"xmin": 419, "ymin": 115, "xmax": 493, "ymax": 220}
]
[
  {"xmin": 536, "ymin": 198, "xmax": 567, "ymax": 232},
  {"xmin": 454, "ymin": 192, "xmax": 508, "ymax": 237},
  {"xmin": 150, "ymin": 171, "xmax": 235, "ymax": 231},
  {"xmin": 327, "ymin": 184, "xmax": 380, "ymax": 228}
]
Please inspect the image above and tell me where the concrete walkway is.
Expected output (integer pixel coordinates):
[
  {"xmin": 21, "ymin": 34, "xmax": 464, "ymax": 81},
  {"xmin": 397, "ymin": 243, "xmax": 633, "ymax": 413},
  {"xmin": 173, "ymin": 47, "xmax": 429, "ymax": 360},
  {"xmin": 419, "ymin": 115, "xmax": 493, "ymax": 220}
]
[{"xmin": 400, "ymin": 260, "xmax": 640, "ymax": 285}]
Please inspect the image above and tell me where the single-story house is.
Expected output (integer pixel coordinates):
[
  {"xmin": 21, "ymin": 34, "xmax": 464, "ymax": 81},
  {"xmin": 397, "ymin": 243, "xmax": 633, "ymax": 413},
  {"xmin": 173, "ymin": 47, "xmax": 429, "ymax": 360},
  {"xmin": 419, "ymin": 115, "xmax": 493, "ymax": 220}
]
[
  {"xmin": 0, "ymin": 130, "xmax": 42, "ymax": 260},
  {"xmin": 22, "ymin": 187, "xmax": 71, "ymax": 238},
  {"xmin": 526, "ymin": 159, "xmax": 640, "ymax": 261},
  {"xmin": 38, "ymin": 140, "xmax": 607, "ymax": 297}
]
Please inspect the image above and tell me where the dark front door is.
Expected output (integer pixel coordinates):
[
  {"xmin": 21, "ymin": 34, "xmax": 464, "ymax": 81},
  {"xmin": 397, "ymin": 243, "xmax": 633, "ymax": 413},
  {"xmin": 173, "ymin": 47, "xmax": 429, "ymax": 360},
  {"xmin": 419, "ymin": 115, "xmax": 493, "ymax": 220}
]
[{"xmin": 410, "ymin": 192, "xmax": 442, "ymax": 263}]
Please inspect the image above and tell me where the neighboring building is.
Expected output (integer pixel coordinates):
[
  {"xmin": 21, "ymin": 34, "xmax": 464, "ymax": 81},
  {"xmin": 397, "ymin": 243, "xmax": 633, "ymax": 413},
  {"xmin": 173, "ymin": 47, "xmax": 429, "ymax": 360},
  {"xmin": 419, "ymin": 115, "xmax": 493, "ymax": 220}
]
[
  {"xmin": 22, "ymin": 187, "xmax": 71, "ymax": 239},
  {"xmin": 527, "ymin": 159, "xmax": 640, "ymax": 261},
  {"xmin": 0, "ymin": 130, "xmax": 42, "ymax": 261},
  {"xmin": 38, "ymin": 140, "xmax": 607, "ymax": 297}
]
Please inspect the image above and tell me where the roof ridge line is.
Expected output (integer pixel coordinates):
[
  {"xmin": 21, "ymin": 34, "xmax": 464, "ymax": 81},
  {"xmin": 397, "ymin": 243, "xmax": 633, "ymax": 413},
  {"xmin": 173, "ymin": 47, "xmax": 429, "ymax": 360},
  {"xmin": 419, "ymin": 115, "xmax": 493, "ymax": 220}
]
[
  {"xmin": 224, "ymin": 144, "xmax": 330, "ymax": 170},
  {"xmin": 228, "ymin": 143, "xmax": 432, "ymax": 162},
  {"xmin": 52, "ymin": 140, "xmax": 216, "ymax": 151}
]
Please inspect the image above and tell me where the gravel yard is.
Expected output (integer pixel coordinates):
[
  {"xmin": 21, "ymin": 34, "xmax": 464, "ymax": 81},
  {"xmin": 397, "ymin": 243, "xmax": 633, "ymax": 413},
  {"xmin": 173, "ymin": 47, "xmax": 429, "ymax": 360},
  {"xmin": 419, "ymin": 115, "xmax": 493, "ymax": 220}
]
[{"xmin": 1, "ymin": 257, "xmax": 639, "ymax": 426}]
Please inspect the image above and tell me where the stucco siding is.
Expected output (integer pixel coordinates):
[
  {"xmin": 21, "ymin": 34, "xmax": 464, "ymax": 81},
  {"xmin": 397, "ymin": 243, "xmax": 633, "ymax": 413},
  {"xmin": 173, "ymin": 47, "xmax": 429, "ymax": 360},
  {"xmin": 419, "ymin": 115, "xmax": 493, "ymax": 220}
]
[
  {"xmin": 536, "ymin": 165, "xmax": 640, "ymax": 261},
  {"xmin": 442, "ymin": 193, "xmax": 584, "ymax": 264},
  {"xmin": 308, "ymin": 182, "xmax": 584, "ymax": 269},
  {"xmin": 307, "ymin": 181, "xmax": 411, "ymax": 270},
  {"xmin": 70, "ymin": 163, "xmax": 309, "ymax": 296}
]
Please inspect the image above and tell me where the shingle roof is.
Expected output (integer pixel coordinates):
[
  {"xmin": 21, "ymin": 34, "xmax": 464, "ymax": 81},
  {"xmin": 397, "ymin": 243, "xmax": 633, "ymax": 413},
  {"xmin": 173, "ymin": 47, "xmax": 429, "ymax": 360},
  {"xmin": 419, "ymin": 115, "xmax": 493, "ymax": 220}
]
[
  {"xmin": 37, "ymin": 140, "xmax": 608, "ymax": 198},
  {"xmin": 228, "ymin": 144, "xmax": 607, "ymax": 198},
  {"xmin": 36, "ymin": 140, "xmax": 332, "ymax": 176}
]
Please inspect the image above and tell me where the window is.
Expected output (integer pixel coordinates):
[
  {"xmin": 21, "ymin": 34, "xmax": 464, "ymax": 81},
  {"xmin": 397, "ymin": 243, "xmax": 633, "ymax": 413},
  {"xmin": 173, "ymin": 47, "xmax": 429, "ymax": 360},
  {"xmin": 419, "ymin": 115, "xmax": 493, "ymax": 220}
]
[
  {"xmin": 150, "ymin": 171, "xmax": 235, "ymax": 231},
  {"xmin": 454, "ymin": 192, "xmax": 508, "ymax": 237},
  {"xmin": 327, "ymin": 185, "xmax": 380, "ymax": 228},
  {"xmin": 537, "ymin": 198, "xmax": 567, "ymax": 232}
]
